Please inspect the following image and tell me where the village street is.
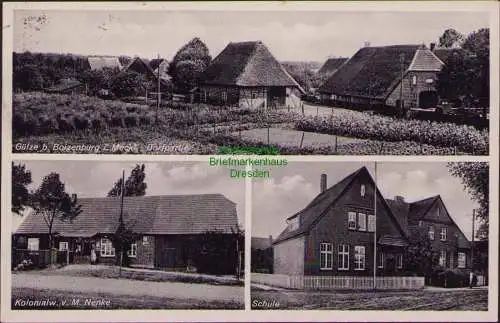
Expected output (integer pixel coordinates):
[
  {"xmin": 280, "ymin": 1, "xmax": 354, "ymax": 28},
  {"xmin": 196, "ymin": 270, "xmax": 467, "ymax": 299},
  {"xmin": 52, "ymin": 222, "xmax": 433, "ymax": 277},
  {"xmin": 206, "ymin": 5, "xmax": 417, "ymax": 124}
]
[{"xmin": 12, "ymin": 273, "xmax": 244, "ymax": 303}]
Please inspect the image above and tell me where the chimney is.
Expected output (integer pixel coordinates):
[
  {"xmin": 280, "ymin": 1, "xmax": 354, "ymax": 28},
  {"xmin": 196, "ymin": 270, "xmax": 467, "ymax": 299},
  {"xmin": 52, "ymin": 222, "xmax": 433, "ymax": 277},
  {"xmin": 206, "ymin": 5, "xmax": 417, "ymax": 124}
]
[
  {"xmin": 320, "ymin": 174, "xmax": 327, "ymax": 193},
  {"xmin": 394, "ymin": 195, "xmax": 405, "ymax": 203},
  {"xmin": 430, "ymin": 42, "xmax": 436, "ymax": 51},
  {"xmin": 364, "ymin": 41, "xmax": 371, "ymax": 48}
]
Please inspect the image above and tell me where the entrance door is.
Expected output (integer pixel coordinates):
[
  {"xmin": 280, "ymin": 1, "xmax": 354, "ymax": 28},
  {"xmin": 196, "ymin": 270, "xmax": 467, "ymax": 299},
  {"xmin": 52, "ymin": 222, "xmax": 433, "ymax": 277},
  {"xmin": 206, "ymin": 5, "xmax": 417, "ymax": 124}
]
[
  {"xmin": 267, "ymin": 87, "xmax": 286, "ymax": 107},
  {"xmin": 385, "ymin": 253, "xmax": 396, "ymax": 274},
  {"xmin": 419, "ymin": 91, "xmax": 438, "ymax": 109},
  {"xmin": 157, "ymin": 248, "xmax": 177, "ymax": 269}
]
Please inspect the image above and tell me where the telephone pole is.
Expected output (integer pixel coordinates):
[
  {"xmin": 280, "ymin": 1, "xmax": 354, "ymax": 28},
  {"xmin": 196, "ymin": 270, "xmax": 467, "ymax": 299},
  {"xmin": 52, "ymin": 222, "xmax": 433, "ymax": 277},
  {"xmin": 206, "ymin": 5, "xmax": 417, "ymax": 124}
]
[
  {"xmin": 471, "ymin": 209, "xmax": 475, "ymax": 270},
  {"xmin": 373, "ymin": 162, "xmax": 377, "ymax": 289},
  {"xmin": 399, "ymin": 54, "xmax": 405, "ymax": 117}
]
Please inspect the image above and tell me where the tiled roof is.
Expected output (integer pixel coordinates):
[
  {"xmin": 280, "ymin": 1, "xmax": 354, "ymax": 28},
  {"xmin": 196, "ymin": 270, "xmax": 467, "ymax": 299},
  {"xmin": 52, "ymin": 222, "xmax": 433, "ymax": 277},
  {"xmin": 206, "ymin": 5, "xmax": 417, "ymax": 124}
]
[
  {"xmin": 408, "ymin": 49, "xmax": 444, "ymax": 71},
  {"xmin": 378, "ymin": 235, "xmax": 409, "ymax": 247},
  {"xmin": 432, "ymin": 48, "xmax": 465, "ymax": 64},
  {"xmin": 408, "ymin": 195, "xmax": 439, "ymax": 221},
  {"xmin": 385, "ymin": 198, "xmax": 410, "ymax": 234},
  {"xmin": 317, "ymin": 58, "xmax": 348, "ymax": 75},
  {"xmin": 318, "ymin": 45, "xmax": 421, "ymax": 99},
  {"xmin": 15, "ymin": 194, "xmax": 238, "ymax": 236},
  {"xmin": 200, "ymin": 41, "xmax": 303, "ymax": 90}
]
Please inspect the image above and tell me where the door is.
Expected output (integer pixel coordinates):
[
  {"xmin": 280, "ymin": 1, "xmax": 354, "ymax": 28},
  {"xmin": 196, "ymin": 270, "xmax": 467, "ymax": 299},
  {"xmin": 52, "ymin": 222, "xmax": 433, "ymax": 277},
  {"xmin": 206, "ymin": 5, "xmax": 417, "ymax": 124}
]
[
  {"xmin": 419, "ymin": 91, "xmax": 438, "ymax": 109},
  {"xmin": 385, "ymin": 253, "xmax": 396, "ymax": 274},
  {"xmin": 157, "ymin": 248, "xmax": 177, "ymax": 269}
]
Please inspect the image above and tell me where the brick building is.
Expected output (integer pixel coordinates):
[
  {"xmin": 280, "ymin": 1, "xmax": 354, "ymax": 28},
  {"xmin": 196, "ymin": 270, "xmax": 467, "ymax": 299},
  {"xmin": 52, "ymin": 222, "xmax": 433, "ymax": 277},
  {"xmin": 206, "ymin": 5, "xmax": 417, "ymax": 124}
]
[
  {"xmin": 13, "ymin": 194, "xmax": 238, "ymax": 271},
  {"xmin": 272, "ymin": 167, "xmax": 471, "ymax": 277}
]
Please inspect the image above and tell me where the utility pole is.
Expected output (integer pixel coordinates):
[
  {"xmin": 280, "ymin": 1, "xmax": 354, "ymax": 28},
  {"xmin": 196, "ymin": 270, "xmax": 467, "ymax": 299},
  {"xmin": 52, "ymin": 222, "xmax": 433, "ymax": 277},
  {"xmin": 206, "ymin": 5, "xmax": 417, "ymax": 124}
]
[
  {"xmin": 471, "ymin": 209, "xmax": 475, "ymax": 270},
  {"xmin": 156, "ymin": 53, "xmax": 161, "ymax": 124},
  {"xmin": 399, "ymin": 54, "xmax": 405, "ymax": 117},
  {"xmin": 373, "ymin": 162, "xmax": 377, "ymax": 289},
  {"xmin": 119, "ymin": 170, "xmax": 125, "ymax": 277}
]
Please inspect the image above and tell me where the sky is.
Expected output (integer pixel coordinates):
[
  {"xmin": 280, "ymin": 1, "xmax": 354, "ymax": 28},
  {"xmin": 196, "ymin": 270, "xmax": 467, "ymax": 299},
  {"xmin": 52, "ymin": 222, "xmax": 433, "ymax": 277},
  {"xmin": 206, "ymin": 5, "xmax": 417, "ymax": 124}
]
[
  {"xmin": 13, "ymin": 10, "xmax": 489, "ymax": 62},
  {"xmin": 252, "ymin": 162, "xmax": 482, "ymax": 241},
  {"xmin": 11, "ymin": 161, "xmax": 245, "ymax": 232}
]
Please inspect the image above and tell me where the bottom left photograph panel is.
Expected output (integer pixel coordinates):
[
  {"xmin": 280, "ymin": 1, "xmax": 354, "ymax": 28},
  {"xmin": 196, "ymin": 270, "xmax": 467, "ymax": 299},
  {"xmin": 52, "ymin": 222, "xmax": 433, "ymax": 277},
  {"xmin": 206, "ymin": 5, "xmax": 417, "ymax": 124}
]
[{"xmin": 10, "ymin": 160, "xmax": 245, "ymax": 310}]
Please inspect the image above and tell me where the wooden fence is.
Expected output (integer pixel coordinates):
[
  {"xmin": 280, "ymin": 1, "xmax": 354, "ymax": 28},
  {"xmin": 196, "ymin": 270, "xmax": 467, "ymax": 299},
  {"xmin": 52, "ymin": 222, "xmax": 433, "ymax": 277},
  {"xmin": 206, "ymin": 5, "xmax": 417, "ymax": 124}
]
[
  {"xmin": 252, "ymin": 273, "xmax": 425, "ymax": 290},
  {"xmin": 12, "ymin": 249, "xmax": 70, "ymax": 268}
]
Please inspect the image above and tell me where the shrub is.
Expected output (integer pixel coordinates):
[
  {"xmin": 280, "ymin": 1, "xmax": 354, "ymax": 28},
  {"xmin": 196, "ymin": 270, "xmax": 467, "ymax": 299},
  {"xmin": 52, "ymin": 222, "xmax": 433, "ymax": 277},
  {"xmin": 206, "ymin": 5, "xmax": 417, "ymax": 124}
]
[{"xmin": 124, "ymin": 113, "xmax": 139, "ymax": 127}]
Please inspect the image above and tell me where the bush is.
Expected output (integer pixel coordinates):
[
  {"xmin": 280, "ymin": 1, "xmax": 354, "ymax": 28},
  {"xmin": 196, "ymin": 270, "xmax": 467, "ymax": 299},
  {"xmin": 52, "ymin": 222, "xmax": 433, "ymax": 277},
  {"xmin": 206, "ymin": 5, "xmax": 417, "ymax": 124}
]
[
  {"xmin": 124, "ymin": 113, "xmax": 139, "ymax": 127},
  {"xmin": 430, "ymin": 269, "xmax": 470, "ymax": 288}
]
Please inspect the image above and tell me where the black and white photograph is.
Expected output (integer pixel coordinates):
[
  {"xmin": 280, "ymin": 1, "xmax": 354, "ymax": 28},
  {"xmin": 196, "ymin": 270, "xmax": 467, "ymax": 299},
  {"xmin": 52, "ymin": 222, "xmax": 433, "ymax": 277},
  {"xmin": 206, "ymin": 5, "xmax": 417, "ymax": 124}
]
[
  {"xmin": 10, "ymin": 160, "xmax": 245, "ymax": 310},
  {"xmin": 251, "ymin": 162, "xmax": 489, "ymax": 310},
  {"xmin": 10, "ymin": 8, "xmax": 490, "ymax": 155}
]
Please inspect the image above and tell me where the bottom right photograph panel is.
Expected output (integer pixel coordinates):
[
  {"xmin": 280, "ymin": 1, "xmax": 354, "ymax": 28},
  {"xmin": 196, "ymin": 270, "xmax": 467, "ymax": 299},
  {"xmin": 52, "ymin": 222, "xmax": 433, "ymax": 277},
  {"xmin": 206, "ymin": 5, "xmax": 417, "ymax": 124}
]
[{"xmin": 251, "ymin": 161, "xmax": 488, "ymax": 310}]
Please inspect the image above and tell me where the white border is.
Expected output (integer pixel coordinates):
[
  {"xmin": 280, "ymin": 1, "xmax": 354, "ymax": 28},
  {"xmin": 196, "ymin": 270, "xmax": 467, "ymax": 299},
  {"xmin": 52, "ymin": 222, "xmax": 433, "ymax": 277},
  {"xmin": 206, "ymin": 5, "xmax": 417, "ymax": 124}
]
[{"xmin": 2, "ymin": 1, "xmax": 499, "ymax": 322}]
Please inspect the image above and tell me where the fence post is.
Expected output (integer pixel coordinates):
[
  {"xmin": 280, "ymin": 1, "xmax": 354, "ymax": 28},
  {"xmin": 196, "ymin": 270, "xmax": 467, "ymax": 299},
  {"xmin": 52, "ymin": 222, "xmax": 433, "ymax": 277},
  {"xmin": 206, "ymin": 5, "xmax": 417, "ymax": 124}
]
[
  {"xmin": 301, "ymin": 103, "xmax": 305, "ymax": 116},
  {"xmin": 316, "ymin": 105, "xmax": 319, "ymax": 116},
  {"xmin": 300, "ymin": 131, "xmax": 305, "ymax": 149},
  {"xmin": 267, "ymin": 126, "xmax": 270, "ymax": 146},
  {"xmin": 334, "ymin": 135, "xmax": 338, "ymax": 153},
  {"xmin": 66, "ymin": 250, "xmax": 69, "ymax": 266}
]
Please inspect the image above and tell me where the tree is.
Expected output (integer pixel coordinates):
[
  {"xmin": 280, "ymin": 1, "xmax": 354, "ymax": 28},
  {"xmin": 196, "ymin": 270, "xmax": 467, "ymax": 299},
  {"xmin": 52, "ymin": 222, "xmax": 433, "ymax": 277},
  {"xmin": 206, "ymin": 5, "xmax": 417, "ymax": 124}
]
[
  {"xmin": 168, "ymin": 37, "xmax": 211, "ymax": 93},
  {"xmin": 31, "ymin": 172, "xmax": 82, "ymax": 249},
  {"xmin": 110, "ymin": 71, "xmax": 153, "ymax": 98},
  {"xmin": 447, "ymin": 162, "xmax": 489, "ymax": 238},
  {"xmin": 438, "ymin": 28, "xmax": 465, "ymax": 48},
  {"xmin": 437, "ymin": 28, "xmax": 489, "ymax": 109},
  {"xmin": 108, "ymin": 164, "xmax": 147, "ymax": 197},
  {"xmin": 78, "ymin": 67, "xmax": 118, "ymax": 96},
  {"xmin": 405, "ymin": 228, "xmax": 438, "ymax": 276},
  {"xmin": 12, "ymin": 163, "xmax": 32, "ymax": 215}
]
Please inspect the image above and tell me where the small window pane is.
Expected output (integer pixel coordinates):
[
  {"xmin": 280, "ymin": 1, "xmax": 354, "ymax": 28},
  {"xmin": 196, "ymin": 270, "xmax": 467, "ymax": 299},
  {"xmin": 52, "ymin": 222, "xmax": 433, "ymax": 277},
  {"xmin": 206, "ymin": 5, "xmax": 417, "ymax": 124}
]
[{"xmin": 358, "ymin": 213, "xmax": 367, "ymax": 231}]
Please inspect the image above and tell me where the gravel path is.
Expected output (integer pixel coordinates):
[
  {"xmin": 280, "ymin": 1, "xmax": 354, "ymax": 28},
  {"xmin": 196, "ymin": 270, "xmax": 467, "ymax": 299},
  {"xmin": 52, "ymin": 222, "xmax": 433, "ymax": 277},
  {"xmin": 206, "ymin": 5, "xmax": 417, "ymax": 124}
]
[{"xmin": 12, "ymin": 273, "xmax": 243, "ymax": 303}]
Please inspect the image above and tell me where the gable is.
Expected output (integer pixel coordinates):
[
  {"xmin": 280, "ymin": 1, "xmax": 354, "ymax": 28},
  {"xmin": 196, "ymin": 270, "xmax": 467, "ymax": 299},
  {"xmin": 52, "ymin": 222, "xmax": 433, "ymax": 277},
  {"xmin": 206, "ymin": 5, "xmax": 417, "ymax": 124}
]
[
  {"xmin": 273, "ymin": 167, "xmax": 408, "ymax": 245},
  {"xmin": 408, "ymin": 49, "xmax": 444, "ymax": 71}
]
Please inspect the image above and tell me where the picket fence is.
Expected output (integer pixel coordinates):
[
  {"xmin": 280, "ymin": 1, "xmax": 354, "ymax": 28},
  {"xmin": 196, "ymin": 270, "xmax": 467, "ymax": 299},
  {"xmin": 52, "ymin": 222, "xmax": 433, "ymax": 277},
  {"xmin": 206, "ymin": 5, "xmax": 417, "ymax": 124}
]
[{"xmin": 252, "ymin": 273, "xmax": 425, "ymax": 290}]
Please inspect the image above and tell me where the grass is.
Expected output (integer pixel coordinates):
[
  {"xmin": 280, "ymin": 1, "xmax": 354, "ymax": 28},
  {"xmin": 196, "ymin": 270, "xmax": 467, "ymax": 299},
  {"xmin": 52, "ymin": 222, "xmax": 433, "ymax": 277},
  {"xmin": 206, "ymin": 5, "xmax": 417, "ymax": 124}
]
[
  {"xmin": 251, "ymin": 288, "xmax": 488, "ymax": 310},
  {"xmin": 12, "ymin": 287, "xmax": 243, "ymax": 310},
  {"xmin": 16, "ymin": 265, "xmax": 244, "ymax": 287}
]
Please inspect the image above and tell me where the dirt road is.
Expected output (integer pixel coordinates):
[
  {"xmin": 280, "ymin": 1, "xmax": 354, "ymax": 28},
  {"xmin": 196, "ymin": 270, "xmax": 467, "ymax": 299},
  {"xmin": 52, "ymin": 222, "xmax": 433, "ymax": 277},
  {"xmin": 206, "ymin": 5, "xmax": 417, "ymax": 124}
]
[{"xmin": 12, "ymin": 273, "xmax": 243, "ymax": 303}]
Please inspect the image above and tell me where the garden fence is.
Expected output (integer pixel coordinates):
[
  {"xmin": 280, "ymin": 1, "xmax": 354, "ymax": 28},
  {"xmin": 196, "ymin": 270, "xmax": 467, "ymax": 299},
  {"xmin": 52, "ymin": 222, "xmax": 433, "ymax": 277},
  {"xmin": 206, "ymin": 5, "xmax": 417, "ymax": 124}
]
[{"xmin": 252, "ymin": 273, "xmax": 425, "ymax": 290}]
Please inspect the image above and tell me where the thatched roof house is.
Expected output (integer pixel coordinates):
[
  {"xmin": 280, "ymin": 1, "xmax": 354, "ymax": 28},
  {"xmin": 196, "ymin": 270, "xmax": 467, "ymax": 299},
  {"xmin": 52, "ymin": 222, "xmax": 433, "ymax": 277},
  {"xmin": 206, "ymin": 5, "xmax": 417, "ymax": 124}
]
[
  {"xmin": 198, "ymin": 41, "xmax": 304, "ymax": 109},
  {"xmin": 318, "ymin": 44, "xmax": 445, "ymax": 110},
  {"xmin": 317, "ymin": 57, "xmax": 348, "ymax": 76},
  {"xmin": 87, "ymin": 56, "xmax": 123, "ymax": 71}
]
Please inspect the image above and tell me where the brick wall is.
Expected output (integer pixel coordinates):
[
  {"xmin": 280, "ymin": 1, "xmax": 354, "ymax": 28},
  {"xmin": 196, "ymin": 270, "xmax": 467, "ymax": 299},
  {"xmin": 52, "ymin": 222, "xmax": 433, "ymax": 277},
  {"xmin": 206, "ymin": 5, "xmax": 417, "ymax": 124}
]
[{"xmin": 386, "ymin": 71, "xmax": 439, "ymax": 108}]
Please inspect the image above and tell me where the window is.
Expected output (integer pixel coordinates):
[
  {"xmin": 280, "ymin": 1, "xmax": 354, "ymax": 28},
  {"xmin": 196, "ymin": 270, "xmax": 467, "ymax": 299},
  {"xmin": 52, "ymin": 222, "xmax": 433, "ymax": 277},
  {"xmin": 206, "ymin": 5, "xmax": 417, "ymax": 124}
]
[
  {"xmin": 100, "ymin": 238, "xmax": 115, "ymax": 257},
  {"xmin": 222, "ymin": 91, "xmax": 227, "ymax": 102},
  {"xmin": 418, "ymin": 221, "xmax": 422, "ymax": 227},
  {"xmin": 358, "ymin": 213, "xmax": 367, "ymax": 231},
  {"xmin": 428, "ymin": 226, "xmax": 435, "ymax": 240},
  {"xmin": 348, "ymin": 212, "xmax": 357, "ymax": 230},
  {"xmin": 458, "ymin": 252, "xmax": 466, "ymax": 268},
  {"xmin": 252, "ymin": 92, "xmax": 257, "ymax": 99},
  {"xmin": 287, "ymin": 216, "xmax": 300, "ymax": 231},
  {"xmin": 338, "ymin": 244, "xmax": 349, "ymax": 270},
  {"xmin": 142, "ymin": 236, "xmax": 149, "ymax": 245},
  {"xmin": 203, "ymin": 91, "xmax": 207, "ymax": 102},
  {"xmin": 360, "ymin": 184, "xmax": 366, "ymax": 197},
  {"xmin": 440, "ymin": 227, "xmax": 447, "ymax": 241},
  {"xmin": 377, "ymin": 252, "xmax": 384, "ymax": 268},
  {"xmin": 439, "ymin": 250, "xmax": 446, "ymax": 267},
  {"xmin": 320, "ymin": 243, "xmax": 333, "ymax": 270},
  {"xmin": 127, "ymin": 243, "xmax": 137, "ymax": 258},
  {"xmin": 354, "ymin": 246, "xmax": 365, "ymax": 270},
  {"xmin": 396, "ymin": 254, "xmax": 403, "ymax": 269},
  {"xmin": 59, "ymin": 242, "xmax": 69, "ymax": 251},
  {"xmin": 368, "ymin": 214, "xmax": 375, "ymax": 232},
  {"xmin": 412, "ymin": 75, "xmax": 417, "ymax": 85},
  {"xmin": 27, "ymin": 238, "xmax": 39, "ymax": 251}
]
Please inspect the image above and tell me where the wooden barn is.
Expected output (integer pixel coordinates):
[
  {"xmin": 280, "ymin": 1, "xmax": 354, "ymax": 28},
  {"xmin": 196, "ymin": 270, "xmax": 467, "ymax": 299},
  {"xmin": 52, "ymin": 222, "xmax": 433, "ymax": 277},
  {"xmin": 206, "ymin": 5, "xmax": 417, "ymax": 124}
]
[
  {"xmin": 198, "ymin": 41, "xmax": 305, "ymax": 109},
  {"xmin": 13, "ymin": 194, "xmax": 239, "ymax": 272},
  {"xmin": 318, "ymin": 44, "xmax": 445, "ymax": 112}
]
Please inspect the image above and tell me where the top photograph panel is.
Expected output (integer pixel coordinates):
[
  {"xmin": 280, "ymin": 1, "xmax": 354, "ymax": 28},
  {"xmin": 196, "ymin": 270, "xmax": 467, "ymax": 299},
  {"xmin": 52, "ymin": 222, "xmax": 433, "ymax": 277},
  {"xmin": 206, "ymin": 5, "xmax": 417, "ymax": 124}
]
[{"xmin": 10, "ymin": 8, "xmax": 490, "ymax": 155}]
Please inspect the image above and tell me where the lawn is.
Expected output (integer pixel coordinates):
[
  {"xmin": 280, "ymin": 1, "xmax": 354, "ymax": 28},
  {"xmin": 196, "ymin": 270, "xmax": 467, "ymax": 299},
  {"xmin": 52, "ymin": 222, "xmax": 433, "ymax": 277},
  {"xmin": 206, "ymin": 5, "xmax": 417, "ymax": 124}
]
[
  {"xmin": 251, "ymin": 288, "xmax": 488, "ymax": 310},
  {"xmin": 15, "ymin": 265, "xmax": 244, "ymax": 286},
  {"xmin": 12, "ymin": 287, "xmax": 242, "ymax": 310}
]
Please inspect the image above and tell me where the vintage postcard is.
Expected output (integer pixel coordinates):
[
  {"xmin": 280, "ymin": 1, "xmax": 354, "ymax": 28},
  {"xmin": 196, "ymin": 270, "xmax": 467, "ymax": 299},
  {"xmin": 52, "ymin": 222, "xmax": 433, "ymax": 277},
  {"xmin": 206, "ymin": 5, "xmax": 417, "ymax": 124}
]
[
  {"xmin": 1, "ymin": 1, "xmax": 499, "ymax": 323},
  {"xmin": 5, "ymin": 2, "xmax": 493, "ymax": 156}
]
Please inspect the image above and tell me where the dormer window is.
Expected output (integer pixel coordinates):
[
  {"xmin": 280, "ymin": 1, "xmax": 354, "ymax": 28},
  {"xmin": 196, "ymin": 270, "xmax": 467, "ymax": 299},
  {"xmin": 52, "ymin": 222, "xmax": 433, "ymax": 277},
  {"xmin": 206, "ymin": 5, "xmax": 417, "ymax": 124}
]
[
  {"xmin": 360, "ymin": 184, "xmax": 366, "ymax": 197},
  {"xmin": 287, "ymin": 216, "xmax": 300, "ymax": 231}
]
